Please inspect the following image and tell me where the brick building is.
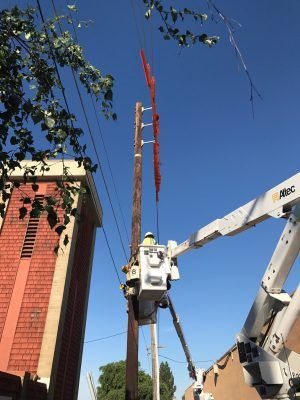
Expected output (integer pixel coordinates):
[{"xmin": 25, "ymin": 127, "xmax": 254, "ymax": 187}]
[{"xmin": 0, "ymin": 160, "xmax": 102, "ymax": 399}]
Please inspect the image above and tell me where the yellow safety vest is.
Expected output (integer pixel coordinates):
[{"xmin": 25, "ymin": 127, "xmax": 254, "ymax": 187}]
[{"xmin": 142, "ymin": 237, "xmax": 157, "ymax": 245}]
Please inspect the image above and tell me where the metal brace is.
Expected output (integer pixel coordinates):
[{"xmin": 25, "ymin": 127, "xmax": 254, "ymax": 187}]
[
  {"xmin": 142, "ymin": 106, "xmax": 152, "ymax": 112},
  {"xmin": 141, "ymin": 140, "xmax": 155, "ymax": 147},
  {"xmin": 142, "ymin": 122, "xmax": 153, "ymax": 129}
]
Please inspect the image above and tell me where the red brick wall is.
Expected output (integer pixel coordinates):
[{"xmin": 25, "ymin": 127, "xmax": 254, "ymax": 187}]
[
  {"xmin": 1, "ymin": 184, "xmax": 97, "ymax": 399},
  {"xmin": 53, "ymin": 198, "xmax": 95, "ymax": 399},
  {"xmin": 0, "ymin": 183, "xmax": 60, "ymax": 373},
  {"xmin": 0, "ymin": 185, "xmax": 28, "ymax": 338}
]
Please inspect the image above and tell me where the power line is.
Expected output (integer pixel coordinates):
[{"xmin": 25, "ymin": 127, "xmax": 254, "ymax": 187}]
[
  {"xmin": 159, "ymin": 354, "xmax": 214, "ymax": 364},
  {"xmin": 48, "ymin": 2, "xmax": 151, "ymax": 371},
  {"xmin": 36, "ymin": 1, "xmax": 77, "ymax": 133},
  {"xmin": 155, "ymin": 201, "xmax": 160, "ymax": 243},
  {"xmin": 48, "ymin": 0, "xmax": 129, "ymax": 263},
  {"xmin": 61, "ymin": 0, "xmax": 131, "ymax": 246},
  {"xmin": 90, "ymin": 95, "xmax": 130, "ymax": 245},
  {"xmin": 70, "ymin": 69, "xmax": 130, "ymax": 262},
  {"xmin": 45, "ymin": 1, "xmax": 151, "ymax": 373},
  {"xmin": 85, "ymin": 331, "xmax": 127, "ymax": 344},
  {"xmin": 102, "ymin": 226, "xmax": 122, "ymax": 284},
  {"xmin": 129, "ymin": 0, "xmax": 143, "ymax": 49}
]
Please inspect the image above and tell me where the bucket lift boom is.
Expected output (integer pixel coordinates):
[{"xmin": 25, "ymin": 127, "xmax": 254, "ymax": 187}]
[
  {"xmin": 167, "ymin": 295, "xmax": 213, "ymax": 400},
  {"xmin": 169, "ymin": 173, "xmax": 300, "ymax": 399},
  {"xmin": 125, "ymin": 173, "xmax": 300, "ymax": 399}
]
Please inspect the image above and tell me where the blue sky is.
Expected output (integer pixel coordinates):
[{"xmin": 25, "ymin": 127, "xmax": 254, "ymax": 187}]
[{"xmin": 3, "ymin": 0, "xmax": 300, "ymax": 398}]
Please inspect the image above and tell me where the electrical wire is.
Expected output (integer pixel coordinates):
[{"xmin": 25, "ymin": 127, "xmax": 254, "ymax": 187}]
[
  {"xmin": 48, "ymin": 1, "xmax": 152, "ymax": 370},
  {"xmin": 155, "ymin": 200, "xmax": 160, "ymax": 243},
  {"xmin": 36, "ymin": 0, "xmax": 76, "ymax": 133},
  {"xmin": 159, "ymin": 354, "xmax": 214, "ymax": 364},
  {"xmin": 129, "ymin": 0, "xmax": 144, "ymax": 49},
  {"xmin": 132, "ymin": 0, "xmax": 147, "ymax": 53},
  {"xmin": 48, "ymin": 0, "xmax": 129, "ymax": 263},
  {"xmin": 84, "ymin": 331, "xmax": 127, "ymax": 344},
  {"xmin": 62, "ymin": 0, "xmax": 131, "ymax": 246},
  {"xmin": 70, "ymin": 70, "xmax": 130, "ymax": 262},
  {"xmin": 46, "ymin": 0, "xmax": 158, "ymax": 376},
  {"xmin": 90, "ymin": 95, "xmax": 130, "ymax": 245},
  {"xmin": 102, "ymin": 226, "xmax": 122, "ymax": 285}
]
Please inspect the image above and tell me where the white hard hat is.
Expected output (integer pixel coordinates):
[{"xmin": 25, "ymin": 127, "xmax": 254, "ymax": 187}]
[{"xmin": 144, "ymin": 232, "xmax": 154, "ymax": 238}]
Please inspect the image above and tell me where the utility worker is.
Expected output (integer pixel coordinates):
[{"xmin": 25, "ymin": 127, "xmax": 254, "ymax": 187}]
[{"xmin": 142, "ymin": 232, "xmax": 157, "ymax": 245}]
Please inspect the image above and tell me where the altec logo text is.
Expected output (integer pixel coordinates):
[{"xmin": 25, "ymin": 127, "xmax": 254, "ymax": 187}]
[{"xmin": 272, "ymin": 186, "xmax": 295, "ymax": 202}]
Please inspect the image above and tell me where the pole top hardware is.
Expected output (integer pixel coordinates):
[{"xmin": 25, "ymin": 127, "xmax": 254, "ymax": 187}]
[
  {"xmin": 142, "ymin": 106, "xmax": 152, "ymax": 112},
  {"xmin": 142, "ymin": 140, "xmax": 155, "ymax": 147},
  {"xmin": 142, "ymin": 122, "xmax": 153, "ymax": 129}
]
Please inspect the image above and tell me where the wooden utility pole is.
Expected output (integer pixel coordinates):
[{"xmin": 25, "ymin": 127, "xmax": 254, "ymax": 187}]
[
  {"xmin": 151, "ymin": 323, "xmax": 160, "ymax": 400},
  {"xmin": 125, "ymin": 102, "xmax": 143, "ymax": 400}
]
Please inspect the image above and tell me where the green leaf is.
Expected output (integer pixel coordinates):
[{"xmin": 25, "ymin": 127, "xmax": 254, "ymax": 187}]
[
  {"xmin": 47, "ymin": 211, "xmax": 58, "ymax": 229},
  {"xmin": 19, "ymin": 206, "xmax": 27, "ymax": 219},
  {"xmin": 25, "ymin": 32, "xmax": 31, "ymax": 40},
  {"xmin": 32, "ymin": 111, "xmax": 43, "ymax": 125},
  {"xmin": 104, "ymin": 89, "xmax": 113, "ymax": 101},
  {"xmin": 63, "ymin": 234, "xmax": 69, "ymax": 246},
  {"xmin": 171, "ymin": 11, "xmax": 177, "ymax": 24},
  {"xmin": 55, "ymin": 225, "xmax": 66, "ymax": 236},
  {"xmin": 45, "ymin": 116, "xmax": 55, "ymax": 128},
  {"xmin": 45, "ymin": 196, "xmax": 58, "ymax": 206},
  {"xmin": 23, "ymin": 100, "xmax": 33, "ymax": 114},
  {"xmin": 67, "ymin": 4, "xmax": 77, "ymax": 11},
  {"xmin": 54, "ymin": 244, "xmax": 60, "ymax": 254},
  {"xmin": 145, "ymin": 9, "xmax": 151, "ymax": 19},
  {"xmin": 70, "ymin": 208, "xmax": 77, "ymax": 217},
  {"xmin": 32, "ymin": 183, "xmax": 39, "ymax": 192},
  {"xmin": 10, "ymin": 136, "xmax": 18, "ymax": 145}
]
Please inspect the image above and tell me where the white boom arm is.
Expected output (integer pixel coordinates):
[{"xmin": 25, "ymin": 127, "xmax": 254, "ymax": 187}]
[
  {"xmin": 169, "ymin": 173, "xmax": 300, "ymax": 399},
  {"xmin": 171, "ymin": 173, "xmax": 300, "ymax": 258}
]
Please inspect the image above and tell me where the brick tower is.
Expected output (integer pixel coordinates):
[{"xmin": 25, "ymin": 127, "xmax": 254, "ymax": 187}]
[{"xmin": 0, "ymin": 160, "xmax": 102, "ymax": 399}]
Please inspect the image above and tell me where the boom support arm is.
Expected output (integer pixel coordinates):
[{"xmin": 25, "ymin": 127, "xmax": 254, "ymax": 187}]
[
  {"xmin": 171, "ymin": 173, "xmax": 300, "ymax": 259},
  {"xmin": 167, "ymin": 295, "xmax": 214, "ymax": 400},
  {"xmin": 167, "ymin": 295, "xmax": 196, "ymax": 380}
]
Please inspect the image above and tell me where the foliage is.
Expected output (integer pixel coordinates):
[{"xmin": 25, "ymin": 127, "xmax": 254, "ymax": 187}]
[
  {"xmin": 0, "ymin": 1, "xmax": 257, "ymax": 251},
  {"xmin": 0, "ymin": 5, "xmax": 115, "ymax": 248},
  {"xmin": 142, "ymin": 0, "xmax": 219, "ymax": 47},
  {"xmin": 142, "ymin": 0, "xmax": 261, "ymax": 112},
  {"xmin": 0, "ymin": 1, "xmax": 218, "ymax": 251},
  {"xmin": 97, "ymin": 360, "xmax": 152, "ymax": 400},
  {"xmin": 159, "ymin": 361, "xmax": 176, "ymax": 400}
]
